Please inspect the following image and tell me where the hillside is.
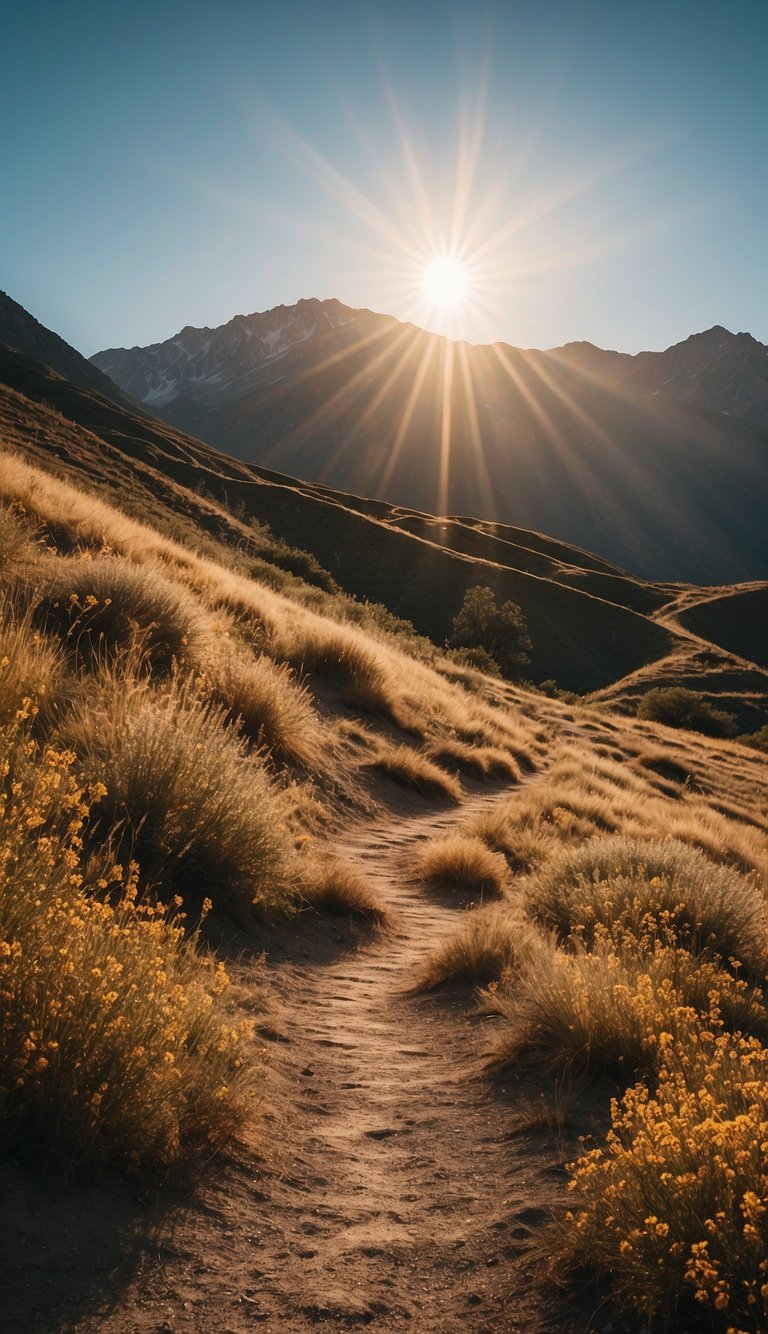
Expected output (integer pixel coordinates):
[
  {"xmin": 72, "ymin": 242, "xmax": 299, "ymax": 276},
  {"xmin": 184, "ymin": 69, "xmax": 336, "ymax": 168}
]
[
  {"xmin": 1, "ymin": 312, "xmax": 768, "ymax": 1331},
  {"xmin": 91, "ymin": 299, "xmax": 768, "ymax": 583},
  {"xmin": 4, "ymin": 338, "xmax": 768, "ymax": 727}
]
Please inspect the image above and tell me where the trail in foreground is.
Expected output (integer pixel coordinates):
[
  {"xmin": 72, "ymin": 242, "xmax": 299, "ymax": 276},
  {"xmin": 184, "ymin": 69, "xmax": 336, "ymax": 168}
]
[{"xmin": 5, "ymin": 788, "xmax": 565, "ymax": 1333}]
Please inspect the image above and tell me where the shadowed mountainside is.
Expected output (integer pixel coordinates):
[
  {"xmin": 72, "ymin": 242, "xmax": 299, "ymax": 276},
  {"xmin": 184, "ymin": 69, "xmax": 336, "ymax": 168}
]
[{"xmin": 91, "ymin": 299, "xmax": 768, "ymax": 584}]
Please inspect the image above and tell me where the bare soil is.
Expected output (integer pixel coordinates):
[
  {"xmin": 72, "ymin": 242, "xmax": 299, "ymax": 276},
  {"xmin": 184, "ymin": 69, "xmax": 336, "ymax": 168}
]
[{"xmin": 1, "ymin": 786, "xmax": 571, "ymax": 1333}]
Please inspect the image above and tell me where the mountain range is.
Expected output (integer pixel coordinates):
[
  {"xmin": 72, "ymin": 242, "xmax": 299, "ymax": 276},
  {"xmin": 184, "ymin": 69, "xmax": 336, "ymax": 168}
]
[
  {"xmin": 90, "ymin": 299, "xmax": 768, "ymax": 584},
  {"xmin": 1, "ymin": 290, "xmax": 766, "ymax": 729}
]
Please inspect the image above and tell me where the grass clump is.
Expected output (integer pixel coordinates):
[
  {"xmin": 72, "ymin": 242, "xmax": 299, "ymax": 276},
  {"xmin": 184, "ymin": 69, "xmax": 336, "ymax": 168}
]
[
  {"xmin": 369, "ymin": 743, "xmax": 462, "ymax": 803},
  {"xmin": 203, "ymin": 650, "xmax": 323, "ymax": 771},
  {"xmin": 424, "ymin": 738, "xmax": 520, "ymax": 782},
  {"xmin": 416, "ymin": 905, "xmax": 537, "ymax": 990},
  {"xmin": 27, "ymin": 555, "xmax": 205, "ymax": 673},
  {"xmin": 559, "ymin": 1019, "xmax": 768, "ymax": 1330},
  {"xmin": 66, "ymin": 680, "xmax": 295, "ymax": 925},
  {"xmin": 279, "ymin": 621, "xmax": 400, "ymax": 716},
  {"xmin": 525, "ymin": 835, "xmax": 768, "ymax": 977},
  {"xmin": 414, "ymin": 834, "xmax": 509, "ymax": 902},
  {"xmin": 299, "ymin": 855, "xmax": 388, "ymax": 925},
  {"xmin": 0, "ymin": 723, "xmax": 251, "ymax": 1178},
  {"xmin": 0, "ymin": 604, "xmax": 67, "ymax": 728},
  {"xmin": 489, "ymin": 940, "xmax": 768, "ymax": 1080},
  {"xmin": 0, "ymin": 500, "xmax": 33, "ymax": 566}
]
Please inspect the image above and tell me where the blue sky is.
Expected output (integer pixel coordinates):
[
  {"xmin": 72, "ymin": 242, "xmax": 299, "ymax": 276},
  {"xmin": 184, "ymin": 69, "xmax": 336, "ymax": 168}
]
[{"xmin": 3, "ymin": 0, "xmax": 767, "ymax": 356}]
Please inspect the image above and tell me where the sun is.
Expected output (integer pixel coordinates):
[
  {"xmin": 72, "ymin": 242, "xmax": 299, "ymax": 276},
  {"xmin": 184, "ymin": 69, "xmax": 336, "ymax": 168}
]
[{"xmin": 423, "ymin": 254, "xmax": 469, "ymax": 311}]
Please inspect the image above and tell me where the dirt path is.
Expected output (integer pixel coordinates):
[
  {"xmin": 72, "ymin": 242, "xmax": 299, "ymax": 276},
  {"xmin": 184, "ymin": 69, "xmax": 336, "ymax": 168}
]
[{"xmin": 5, "ymin": 788, "xmax": 566, "ymax": 1333}]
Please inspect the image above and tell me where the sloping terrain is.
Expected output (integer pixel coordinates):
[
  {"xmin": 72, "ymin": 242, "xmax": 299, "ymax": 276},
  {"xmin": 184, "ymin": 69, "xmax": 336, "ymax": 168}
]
[
  {"xmin": 91, "ymin": 298, "xmax": 768, "ymax": 583},
  {"xmin": 0, "ymin": 342, "xmax": 681, "ymax": 696},
  {"xmin": 1, "ymin": 358, "xmax": 768, "ymax": 1333}
]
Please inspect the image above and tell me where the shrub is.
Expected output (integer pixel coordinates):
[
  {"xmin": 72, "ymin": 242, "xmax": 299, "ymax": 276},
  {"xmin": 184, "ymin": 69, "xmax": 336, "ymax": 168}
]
[
  {"xmin": 203, "ymin": 651, "xmax": 323, "ymax": 770},
  {"xmin": 299, "ymin": 855, "xmax": 388, "ymax": 925},
  {"xmin": 525, "ymin": 836, "xmax": 768, "ymax": 977},
  {"xmin": 559, "ymin": 1018, "xmax": 768, "ymax": 1329},
  {"xmin": 416, "ymin": 906, "xmax": 537, "ymax": 990},
  {"xmin": 0, "ymin": 723, "xmax": 251, "ymax": 1177},
  {"xmin": 27, "ymin": 555, "xmax": 205, "ymax": 673},
  {"xmin": 637, "ymin": 687, "xmax": 737, "ymax": 738},
  {"xmin": 489, "ymin": 941, "xmax": 768, "ymax": 1080},
  {"xmin": 66, "ymin": 681, "xmax": 295, "ymax": 924},
  {"xmin": 413, "ymin": 834, "xmax": 509, "ymax": 902},
  {"xmin": 737, "ymin": 724, "xmax": 768, "ymax": 755},
  {"xmin": 448, "ymin": 586, "xmax": 531, "ymax": 679}
]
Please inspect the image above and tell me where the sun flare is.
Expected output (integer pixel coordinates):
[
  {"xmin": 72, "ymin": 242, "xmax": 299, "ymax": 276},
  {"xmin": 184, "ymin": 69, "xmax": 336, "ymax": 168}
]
[{"xmin": 423, "ymin": 255, "xmax": 469, "ymax": 311}]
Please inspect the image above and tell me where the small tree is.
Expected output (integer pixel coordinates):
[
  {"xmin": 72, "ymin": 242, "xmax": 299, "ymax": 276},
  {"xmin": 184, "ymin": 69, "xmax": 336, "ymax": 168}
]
[{"xmin": 448, "ymin": 586, "xmax": 532, "ymax": 678}]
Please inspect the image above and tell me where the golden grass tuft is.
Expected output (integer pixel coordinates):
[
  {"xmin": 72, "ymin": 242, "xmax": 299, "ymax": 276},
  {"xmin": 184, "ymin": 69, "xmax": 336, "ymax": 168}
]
[
  {"xmin": 368, "ymin": 742, "xmax": 462, "ymax": 803},
  {"xmin": 424, "ymin": 738, "xmax": 521, "ymax": 781},
  {"xmin": 299, "ymin": 855, "xmax": 388, "ymax": 925},
  {"xmin": 63, "ymin": 678, "xmax": 295, "ymax": 925},
  {"xmin": 413, "ymin": 833, "xmax": 510, "ymax": 902},
  {"xmin": 23, "ymin": 554, "xmax": 207, "ymax": 673},
  {"xmin": 201, "ymin": 649, "xmax": 324, "ymax": 771},
  {"xmin": 415, "ymin": 905, "xmax": 539, "ymax": 990}
]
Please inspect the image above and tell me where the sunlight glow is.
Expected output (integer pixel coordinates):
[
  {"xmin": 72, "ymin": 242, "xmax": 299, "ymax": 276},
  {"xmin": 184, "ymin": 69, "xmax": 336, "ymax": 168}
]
[{"xmin": 423, "ymin": 255, "xmax": 469, "ymax": 312}]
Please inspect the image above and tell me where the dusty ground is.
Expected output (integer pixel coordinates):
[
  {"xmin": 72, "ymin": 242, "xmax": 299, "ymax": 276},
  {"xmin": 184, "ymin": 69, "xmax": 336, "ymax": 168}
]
[{"xmin": 1, "ymin": 786, "xmax": 574, "ymax": 1333}]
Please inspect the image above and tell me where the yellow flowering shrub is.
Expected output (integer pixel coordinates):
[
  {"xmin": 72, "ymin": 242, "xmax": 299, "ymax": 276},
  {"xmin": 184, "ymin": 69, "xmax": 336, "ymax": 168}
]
[
  {"xmin": 0, "ymin": 721, "xmax": 253, "ymax": 1177},
  {"xmin": 562, "ymin": 1012, "xmax": 768, "ymax": 1329},
  {"xmin": 526, "ymin": 836, "xmax": 768, "ymax": 978}
]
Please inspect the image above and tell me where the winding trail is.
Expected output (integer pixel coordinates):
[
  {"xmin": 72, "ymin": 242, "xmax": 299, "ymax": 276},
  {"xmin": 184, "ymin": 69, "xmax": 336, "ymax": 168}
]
[{"xmin": 8, "ymin": 785, "xmax": 565, "ymax": 1332}]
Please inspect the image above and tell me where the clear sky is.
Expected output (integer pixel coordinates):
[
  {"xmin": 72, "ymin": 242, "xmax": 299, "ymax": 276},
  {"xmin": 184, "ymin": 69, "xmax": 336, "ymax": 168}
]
[{"xmin": 3, "ymin": 0, "xmax": 768, "ymax": 357}]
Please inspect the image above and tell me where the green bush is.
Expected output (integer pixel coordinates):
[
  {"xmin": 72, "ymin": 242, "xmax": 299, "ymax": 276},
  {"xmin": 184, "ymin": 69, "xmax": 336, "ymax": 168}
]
[{"xmin": 636, "ymin": 687, "xmax": 736, "ymax": 737}]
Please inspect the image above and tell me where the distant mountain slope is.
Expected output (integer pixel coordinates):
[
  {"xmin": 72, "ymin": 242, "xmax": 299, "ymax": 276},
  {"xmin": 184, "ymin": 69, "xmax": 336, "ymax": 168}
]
[
  {"xmin": 553, "ymin": 325, "xmax": 768, "ymax": 423},
  {"xmin": 92, "ymin": 301, "xmax": 768, "ymax": 584},
  {"xmin": 0, "ymin": 341, "xmax": 684, "ymax": 695},
  {"xmin": 0, "ymin": 291, "xmax": 141, "ymax": 412}
]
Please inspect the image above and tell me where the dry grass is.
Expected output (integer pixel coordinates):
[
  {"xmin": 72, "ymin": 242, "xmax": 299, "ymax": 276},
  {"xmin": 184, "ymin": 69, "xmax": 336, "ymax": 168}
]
[
  {"xmin": 415, "ymin": 905, "xmax": 539, "ymax": 990},
  {"xmin": 489, "ymin": 939, "xmax": 768, "ymax": 1080},
  {"xmin": 62, "ymin": 677, "xmax": 296, "ymax": 925},
  {"xmin": 413, "ymin": 834, "xmax": 510, "ymax": 902},
  {"xmin": 299, "ymin": 855, "xmax": 388, "ymax": 925},
  {"xmin": 525, "ymin": 835, "xmax": 768, "ymax": 978},
  {"xmin": 368, "ymin": 742, "xmax": 462, "ymax": 803},
  {"xmin": 19, "ymin": 554, "xmax": 207, "ymax": 674},
  {"xmin": 202, "ymin": 648, "xmax": 324, "ymax": 771},
  {"xmin": 424, "ymin": 738, "xmax": 520, "ymax": 781}
]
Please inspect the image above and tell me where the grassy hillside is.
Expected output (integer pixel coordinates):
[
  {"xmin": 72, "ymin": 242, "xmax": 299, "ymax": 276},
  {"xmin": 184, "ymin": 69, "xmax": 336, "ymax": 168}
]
[
  {"xmin": 1, "ymin": 345, "xmax": 768, "ymax": 1330},
  {"xmin": 5, "ymin": 342, "xmax": 766, "ymax": 709}
]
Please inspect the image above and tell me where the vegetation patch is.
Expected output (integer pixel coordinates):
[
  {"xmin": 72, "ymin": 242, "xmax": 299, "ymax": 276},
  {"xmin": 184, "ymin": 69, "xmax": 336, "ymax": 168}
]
[
  {"xmin": 25, "ymin": 554, "xmax": 206, "ymax": 673},
  {"xmin": 65, "ymin": 680, "xmax": 295, "ymax": 925},
  {"xmin": 525, "ymin": 835, "xmax": 768, "ymax": 977},
  {"xmin": 0, "ymin": 720, "xmax": 252, "ymax": 1178},
  {"xmin": 368, "ymin": 743, "xmax": 462, "ymax": 803},
  {"xmin": 299, "ymin": 855, "xmax": 388, "ymax": 925},
  {"xmin": 413, "ymin": 834, "xmax": 509, "ymax": 902}
]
